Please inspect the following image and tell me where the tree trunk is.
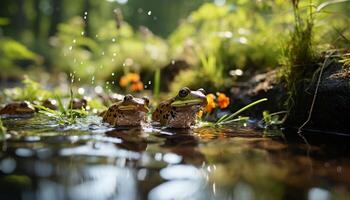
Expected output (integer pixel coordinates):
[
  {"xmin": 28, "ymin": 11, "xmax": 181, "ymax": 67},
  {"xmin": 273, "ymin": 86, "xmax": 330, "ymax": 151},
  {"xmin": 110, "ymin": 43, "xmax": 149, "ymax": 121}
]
[
  {"xmin": 83, "ymin": 0, "xmax": 91, "ymax": 37},
  {"xmin": 33, "ymin": 0, "xmax": 41, "ymax": 39},
  {"xmin": 49, "ymin": 0, "xmax": 62, "ymax": 36}
]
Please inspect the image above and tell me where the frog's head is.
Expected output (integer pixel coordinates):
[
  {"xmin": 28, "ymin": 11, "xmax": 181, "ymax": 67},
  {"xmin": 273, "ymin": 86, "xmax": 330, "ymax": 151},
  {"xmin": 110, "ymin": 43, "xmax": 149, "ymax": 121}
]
[
  {"xmin": 117, "ymin": 94, "xmax": 149, "ymax": 112},
  {"xmin": 171, "ymin": 87, "xmax": 207, "ymax": 108}
]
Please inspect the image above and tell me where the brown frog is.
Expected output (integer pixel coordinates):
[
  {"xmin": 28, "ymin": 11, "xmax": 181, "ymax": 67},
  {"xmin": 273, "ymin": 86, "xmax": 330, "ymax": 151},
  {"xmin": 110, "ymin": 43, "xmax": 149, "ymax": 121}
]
[
  {"xmin": 0, "ymin": 102, "xmax": 35, "ymax": 117},
  {"xmin": 152, "ymin": 87, "xmax": 207, "ymax": 128},
  {"xmin": 102, "ymin": 94, "xmax": 149, "ymax": 126}
]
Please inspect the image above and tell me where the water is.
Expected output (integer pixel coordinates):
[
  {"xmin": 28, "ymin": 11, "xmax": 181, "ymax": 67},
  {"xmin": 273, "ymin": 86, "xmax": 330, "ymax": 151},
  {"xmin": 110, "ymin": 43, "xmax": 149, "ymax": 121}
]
[{"xmin": 0, "ymin": 115, "xmax": 349, "ymax": 200}]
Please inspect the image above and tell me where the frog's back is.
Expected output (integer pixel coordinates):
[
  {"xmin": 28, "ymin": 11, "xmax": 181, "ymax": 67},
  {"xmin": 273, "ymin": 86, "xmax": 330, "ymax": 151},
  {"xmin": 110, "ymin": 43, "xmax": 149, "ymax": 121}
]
[{"xmin": 152, "ymin": 100, "xmax": 172, "ymax": 125}]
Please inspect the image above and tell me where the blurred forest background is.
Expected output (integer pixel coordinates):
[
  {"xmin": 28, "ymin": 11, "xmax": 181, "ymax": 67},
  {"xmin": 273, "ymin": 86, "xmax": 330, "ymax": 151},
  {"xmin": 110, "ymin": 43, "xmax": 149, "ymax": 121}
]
[{"xmin": 0, "ymin": 0, "xmax": 349, "ymax": 94}]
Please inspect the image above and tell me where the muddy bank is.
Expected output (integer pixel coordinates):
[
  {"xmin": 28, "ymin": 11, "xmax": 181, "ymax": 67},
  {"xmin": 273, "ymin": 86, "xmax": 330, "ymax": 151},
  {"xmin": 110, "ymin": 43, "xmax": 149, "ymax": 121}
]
[{"xmin": 231, "ymin": 62, "xmax": 350, "ymax": 134}]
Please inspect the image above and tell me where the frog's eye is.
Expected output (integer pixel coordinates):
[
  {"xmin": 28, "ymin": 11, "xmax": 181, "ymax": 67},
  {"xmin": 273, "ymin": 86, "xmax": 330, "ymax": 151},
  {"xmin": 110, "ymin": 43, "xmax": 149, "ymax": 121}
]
[
  {"xmin": 142, "ymin": 97, "xmax": 150, "ymax": 105},
  {"xmin": 124, "ymin": 94, "xmax": 133, "ymax": 101},
  {"xmin": 198, "ymin": 88, "xmax": 206, "ymax": 95},
  {"xmin": 179, "ymin": 87, "xmax": 190, "ymax": 98}
]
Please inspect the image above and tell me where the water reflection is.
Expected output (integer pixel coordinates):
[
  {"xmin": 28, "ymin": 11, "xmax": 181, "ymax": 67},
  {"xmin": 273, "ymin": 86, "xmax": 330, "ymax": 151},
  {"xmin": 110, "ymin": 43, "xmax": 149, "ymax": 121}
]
[{"xmin": 0, "ymin": 115, "xmax": 350, "ymax": 199}]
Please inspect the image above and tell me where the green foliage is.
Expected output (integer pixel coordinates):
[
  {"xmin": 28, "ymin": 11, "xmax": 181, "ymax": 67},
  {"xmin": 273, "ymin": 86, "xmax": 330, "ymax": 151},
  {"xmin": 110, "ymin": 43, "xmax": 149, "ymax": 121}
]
[
  {"xmin": 4, "ymin": 76, "xmax": 53, "ymax": 102},
  {"xmin": 0, "ymin": 118, "xmax": 6, "ymax": 139},
  {"xmin": 0, "ymin": 38, "xmax": 41, "ymax": 78},
  {"xmin": 169, "ymin": 2, "xmax": 291, "ymax": 70},
  {"xmin": 168, "ymin": 2, "xmax": 295, "ymax": 92},
  {"xmin": 35, "ymin": 94, "xmax": 88, "ymax": 126},
  {"xmin": 50, "ymin": 17, "xmax": 170, "ymax": 83}
]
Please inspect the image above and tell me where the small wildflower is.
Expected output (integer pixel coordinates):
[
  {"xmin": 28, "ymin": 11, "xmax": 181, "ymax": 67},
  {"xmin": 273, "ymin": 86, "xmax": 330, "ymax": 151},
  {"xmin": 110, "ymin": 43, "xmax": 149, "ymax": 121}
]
[
  {"xmin": 128, "ymin": 73, "xmax": 140, "ymax": 82},
  {"xmin": 119, "ymin": 76, "xmax": 128, "ymax": 87},
  {"xmin": 119, "ymin": 72, "xmax": 144, "ymax": 92},
  {"xmin": 205, "ymin": 93, "xmax": 216, "ymax": 113},
  {"xmin": 217, "ymin": 93, "xmax": 230, "ymax": 109},
  {"xmin": 131, "ymin": 81, "xmax": 143, "ymax": 92},
  {"xmin": 197, "ymin": 110, "xmax": 203, "ymax": 118}
]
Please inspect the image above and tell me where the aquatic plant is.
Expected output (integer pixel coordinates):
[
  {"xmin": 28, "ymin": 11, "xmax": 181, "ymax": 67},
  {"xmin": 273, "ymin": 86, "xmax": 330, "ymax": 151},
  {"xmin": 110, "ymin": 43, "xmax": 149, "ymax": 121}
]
[
  {"xmin": 215, "ymin": 98, "xmax": 267, "ymax": 126},
  {"xmin": 200, "ymin": 98, "xmax": 267, "ymax": 127},
  {"xmin": 35, "ymin": 88, "xmax": 87, "ymax": 125}
]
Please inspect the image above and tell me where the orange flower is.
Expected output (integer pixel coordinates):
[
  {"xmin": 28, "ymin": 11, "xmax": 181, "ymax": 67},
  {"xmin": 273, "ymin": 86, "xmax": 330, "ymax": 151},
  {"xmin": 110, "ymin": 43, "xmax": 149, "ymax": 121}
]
[
  {"xmin": 130, "ymin": 81, "xmax": 144, "ymax": 92},
  {"xmin": 119, "ymin": 73, "xmax": 141, "ymax": 88},
  {"xmin": 204, "ymin": 93, "xmax": 216, "ymax": 113},
  {"xmin": 119, "ymin": 76, "xmax": 128, "ymax": 87},
  {"xmin": 217, "ymin": 93, "xmax": 230, "ymax": 109},
  {"xmin": 128, "ymin": 73, "xmax": 140, "ymax": 83}
]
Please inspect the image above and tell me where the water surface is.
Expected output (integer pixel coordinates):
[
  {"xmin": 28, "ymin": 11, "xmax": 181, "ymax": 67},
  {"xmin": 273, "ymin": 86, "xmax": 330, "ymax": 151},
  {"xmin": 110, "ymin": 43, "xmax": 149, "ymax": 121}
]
[{"xmin": 0, "ymin": 115, "xmax": 349, "ymax": 200}]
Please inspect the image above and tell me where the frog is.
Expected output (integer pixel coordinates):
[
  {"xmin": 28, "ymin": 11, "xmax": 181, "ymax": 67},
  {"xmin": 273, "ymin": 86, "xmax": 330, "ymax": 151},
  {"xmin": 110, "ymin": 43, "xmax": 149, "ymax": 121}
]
[
  {"xmin": 0, "ymin": 102, "xmax": 35, "ymax": 118},
  {"xmin": 102, "ymin": 94, "xmax": 150, "ymax": 126},
  {"xmin": 152, "ymin": 87, "xmax": 207, "ymax": 128}
]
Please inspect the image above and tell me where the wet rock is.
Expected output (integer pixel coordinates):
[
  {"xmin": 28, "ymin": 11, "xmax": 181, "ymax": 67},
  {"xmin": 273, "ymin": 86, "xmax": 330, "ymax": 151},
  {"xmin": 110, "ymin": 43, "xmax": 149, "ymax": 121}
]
[
  {"xmin": 0, "ymin": 102, "xmax": 35, "ymax": 118},
  {"xmin": 42, "ymin": 99, "xmax": 58, "ymax": 110},
  {"xmin": 230, "ymin": 62, "xmax": 350, "ymax": 134},
  {"xmin": 285, "ymin": 62, "xmax": 350, "ymax": 134},
  {"xmin": 229, "ymin": 69, "xmax": 287, "ymax": 118},
  {"xmin": 68, "ymin": 98, "xmax": 87, "ymax": 109}
]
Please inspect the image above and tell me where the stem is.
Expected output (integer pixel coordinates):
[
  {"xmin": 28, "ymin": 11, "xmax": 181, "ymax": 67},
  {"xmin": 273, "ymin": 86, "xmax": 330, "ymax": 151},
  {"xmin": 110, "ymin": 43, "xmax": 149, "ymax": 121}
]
[
  {"xmin": 153, "ymin": 68, "xmax": 160, "ymax": 100},
  {"xmin": 216, "ymin": 98, "xmax": 268, "ymax": 125}
]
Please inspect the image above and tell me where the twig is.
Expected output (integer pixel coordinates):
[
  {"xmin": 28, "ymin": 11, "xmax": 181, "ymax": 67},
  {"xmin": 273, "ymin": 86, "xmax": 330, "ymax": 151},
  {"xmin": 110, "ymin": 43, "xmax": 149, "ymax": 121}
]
[{"xmin": 297, "ymin": 50, "xmax": 335, "ymax": 134}]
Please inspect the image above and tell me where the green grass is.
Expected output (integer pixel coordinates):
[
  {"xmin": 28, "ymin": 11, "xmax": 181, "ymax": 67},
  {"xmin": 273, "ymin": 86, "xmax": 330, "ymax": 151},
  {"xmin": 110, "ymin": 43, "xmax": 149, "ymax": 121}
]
[
  {"xmin": 201, "ymin": 98, "xmax": 268, "ymax": 127},
  {"xmin": 34, "ymin": 87, "xmax": 88, "ymax": 125}
]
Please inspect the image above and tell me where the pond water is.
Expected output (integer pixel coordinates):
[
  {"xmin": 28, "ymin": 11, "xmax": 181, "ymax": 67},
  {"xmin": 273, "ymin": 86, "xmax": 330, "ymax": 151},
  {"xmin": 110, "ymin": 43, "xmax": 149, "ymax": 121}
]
[{"xmin": 0, "ymin": 115, "xmax": 349, "ymax": 200}]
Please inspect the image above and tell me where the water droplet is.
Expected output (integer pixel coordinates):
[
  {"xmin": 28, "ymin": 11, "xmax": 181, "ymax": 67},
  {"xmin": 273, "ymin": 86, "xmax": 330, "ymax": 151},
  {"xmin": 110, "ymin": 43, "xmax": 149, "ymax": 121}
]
[
  {"xmin": 83, "ymin": 16, "xmax": 87, "ymax": 20},
  {"xmin": 148, "ymin": 81, "xmax": 152, "ymax": 84},
  {"xmin": 171, "ymin": 60, "xmax": 175, "ymax": 65},
  {"xmin": 78, "ymin": 87, "xmax": 85, "ymax": 95},
  {"xmin": 84, "ymin": 11, "xmax": 88, "ymax": 15},
  {"xmin": 95, "ymin": 86, "xmax": 103, "ymax": 94},
  {"xmin": 106, "ymin": 81, "xmax": 109, "ymax": 85},
  {"xmin": 122, "ymin": 63, "xmax": 126, "ymax": 67},
  {"xmin": 80, "ymin": 61, "xmax": 84, "ymax": 65},
  {"xmin": 112, "ymin": 72, "xmax": 115, "ymax": 76},
  {"xmin": 147, "ymin": 11, "xmax": 152, "ymax": 16},
  {"xmin": 113, "ymin": 53, "xmax": 117, "ymax": 57},
  {"xmin": 111, "ymin": 58, "xmax": 115, "ymax": 62},
  {"xmin": 81, "ymin": 31, "xmax": 85, "ymax": 36},
  {"xmin": 101, "ymin": 51, "xmax": 105, "ymax": 55},
  {"xmin": 78, "ymin": 78, "xmax": 81, "ymax": 82},
  {"xmin": 73, "ymin": 39, "xmax": 76, "ymax": 43},
  {"xmin": 111, "ymin": 81, "xmax": 115, "ymax": 84},
  {"xmin": 69, "ymin": 46, "xmax": 73, "ymax": 51},
  {"xmin": 96, "ymin": 34, "xmax": 99, "ymax": 38},
  {"xmin": 92, "ymin": 76, "xmax": 95, "ymax": 81},
  {"xmin": 112, "ymin": 38, "xmax": 116, "ymax": 42},
  {"xmin": 99, "ymin": 65, "xmax": 103, "ymax": 69}
]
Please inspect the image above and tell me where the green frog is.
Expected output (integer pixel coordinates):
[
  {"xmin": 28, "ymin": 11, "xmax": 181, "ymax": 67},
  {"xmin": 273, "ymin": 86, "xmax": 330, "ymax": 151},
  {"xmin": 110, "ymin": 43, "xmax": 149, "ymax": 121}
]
[
  {"xmin": 102, "ymin": 94, "xmax": 150, "ymax": 126},
  {"xmin": 152, "ymin": 87, "xmax": 207, "ymax": 128},
  {"xmin": 0, "ymin": 102, "xmax": 35, "ymax": 117}
]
